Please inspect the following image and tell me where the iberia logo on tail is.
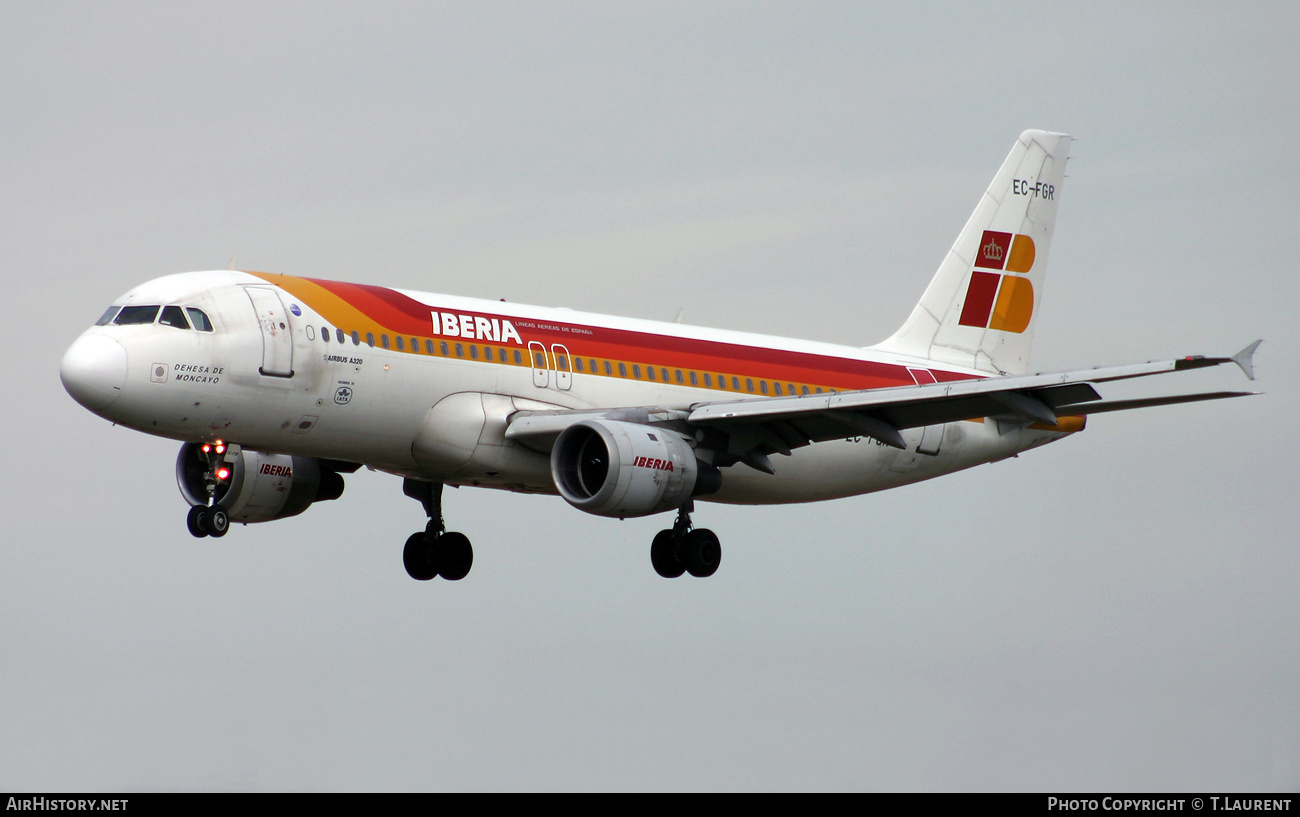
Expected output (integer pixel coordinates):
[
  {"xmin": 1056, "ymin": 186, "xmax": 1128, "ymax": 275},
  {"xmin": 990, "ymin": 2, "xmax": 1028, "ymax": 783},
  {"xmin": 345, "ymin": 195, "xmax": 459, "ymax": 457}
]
[{"xmin": 958, "ymin": 230, "xmax": 1036, "ymax": 333}]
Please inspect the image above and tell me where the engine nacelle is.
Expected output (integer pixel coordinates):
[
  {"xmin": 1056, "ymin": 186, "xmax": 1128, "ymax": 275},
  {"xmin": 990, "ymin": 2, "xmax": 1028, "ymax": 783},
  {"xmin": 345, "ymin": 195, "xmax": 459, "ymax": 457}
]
[
  {"xmin": 176, "ymin": 443, "xmax": 345, "ymax": 524},
  {"xmin": 550, "ymin": 420, "xmax": 720, "ymax": 518}
]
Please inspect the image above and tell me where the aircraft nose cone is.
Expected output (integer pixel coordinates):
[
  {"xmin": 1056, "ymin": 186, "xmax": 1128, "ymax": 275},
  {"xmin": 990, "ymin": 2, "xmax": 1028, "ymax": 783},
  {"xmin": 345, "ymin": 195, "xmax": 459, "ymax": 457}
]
[{"xmin": 61, "ymin": 333, "xmax": 128, "ymax": 411}]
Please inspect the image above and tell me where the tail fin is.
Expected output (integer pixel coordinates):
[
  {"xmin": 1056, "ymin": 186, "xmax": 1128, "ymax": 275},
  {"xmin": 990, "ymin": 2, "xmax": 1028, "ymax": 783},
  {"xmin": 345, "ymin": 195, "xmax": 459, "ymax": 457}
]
[{"xmin": 872, "ymin": 130, "xmax": 1071, "ymax": 375}]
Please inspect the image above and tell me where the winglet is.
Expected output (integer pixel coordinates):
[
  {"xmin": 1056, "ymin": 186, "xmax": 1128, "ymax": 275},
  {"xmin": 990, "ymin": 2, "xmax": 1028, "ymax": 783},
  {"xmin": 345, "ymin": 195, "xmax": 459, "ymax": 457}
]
[{"xmin": 1231, "ymin": 339, "xmax": 1262, "ymax": 381}]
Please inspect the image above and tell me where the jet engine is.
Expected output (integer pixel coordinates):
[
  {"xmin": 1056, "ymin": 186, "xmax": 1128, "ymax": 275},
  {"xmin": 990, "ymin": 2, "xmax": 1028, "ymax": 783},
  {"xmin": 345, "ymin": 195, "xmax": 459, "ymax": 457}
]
[
  {"xmin": 175, "ymin": 442, "xmax": 346, "ymax": 524},
  {"xmin": 550, "ymin": 420, "xmax": 720, "ymax": 518}
]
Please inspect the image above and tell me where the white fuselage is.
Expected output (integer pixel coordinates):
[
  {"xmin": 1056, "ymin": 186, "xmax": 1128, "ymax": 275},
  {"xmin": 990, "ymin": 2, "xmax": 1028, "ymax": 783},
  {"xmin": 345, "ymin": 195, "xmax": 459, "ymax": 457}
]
[{"xmin": 61, "ymin": 270, "xmax": 1075, "ymax": 510}]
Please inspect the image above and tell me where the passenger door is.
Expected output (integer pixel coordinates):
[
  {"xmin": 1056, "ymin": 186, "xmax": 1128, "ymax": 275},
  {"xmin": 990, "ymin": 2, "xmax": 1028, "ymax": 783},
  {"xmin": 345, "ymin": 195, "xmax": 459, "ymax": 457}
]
[{"xmin": 245, "ymin": 287, "xmax": 294, "ymax": 377}]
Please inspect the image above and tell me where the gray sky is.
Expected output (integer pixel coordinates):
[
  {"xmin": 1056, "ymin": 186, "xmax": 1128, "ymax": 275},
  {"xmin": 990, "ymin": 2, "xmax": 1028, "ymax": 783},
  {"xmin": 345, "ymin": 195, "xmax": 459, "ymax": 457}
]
[{"xmin": 3, "ymin": 1, "xmax": 1297, "ymax": 792}]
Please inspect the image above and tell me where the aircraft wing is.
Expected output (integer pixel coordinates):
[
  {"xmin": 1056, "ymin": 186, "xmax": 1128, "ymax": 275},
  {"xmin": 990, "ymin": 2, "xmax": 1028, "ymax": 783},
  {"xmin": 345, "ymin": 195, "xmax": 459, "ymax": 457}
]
[{"xmin": 506, "ymin": 341, "xmax": 1261, "ymax": 472}]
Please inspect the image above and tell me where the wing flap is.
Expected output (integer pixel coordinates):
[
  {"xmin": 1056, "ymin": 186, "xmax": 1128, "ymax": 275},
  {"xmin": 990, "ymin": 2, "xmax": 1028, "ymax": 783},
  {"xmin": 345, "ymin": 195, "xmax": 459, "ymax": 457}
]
[{"xmin": 1054, "ymin": 391, "xmax": 1257, "ymax": 416}]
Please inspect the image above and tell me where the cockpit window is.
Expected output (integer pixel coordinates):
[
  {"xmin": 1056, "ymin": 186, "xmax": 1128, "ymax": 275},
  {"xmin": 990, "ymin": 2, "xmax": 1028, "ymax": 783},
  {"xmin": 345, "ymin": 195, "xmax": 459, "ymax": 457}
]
[
  {"xmin": 114, "ymin": 305, "xmax": 160, "ymax": 325},
  {"xmin": 159, "ymin": 305, "xmax": 189, "ymax": 329},
  {"xmin": 96, "ymin": 306, "xmax": 121, "ymax": 326},
  {"xmin": 186, "ymin": 308, "xmax": 213, "ymax": 332}
]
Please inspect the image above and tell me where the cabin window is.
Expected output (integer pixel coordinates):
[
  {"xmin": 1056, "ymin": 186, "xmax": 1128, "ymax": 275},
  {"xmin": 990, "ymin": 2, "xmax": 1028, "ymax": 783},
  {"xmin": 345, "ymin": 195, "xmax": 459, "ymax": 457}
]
[
  {"xmin": 306, "ymin": 325, "xmax": 315, "ymax": 341},
  {"xmin": 745, "ymin": 378, "xmax": 754, "ymax": 393},
  {"xmin": 484, "ymin": 346, "xmax": 493, "ymax": 361},
  {"xmin": 469, "ymin": 345, "xmax": 478, "ymax": 360},
  {"xmin": 351, "ymin": 331, "xmax": 360, "ymax": 346},
  {"xmin": 717, "ymin": 375, "xmax": 727, "ymax": 390},
  {"xmin": 556, "ymin": 354, "xmax": 569, "ymax": 371},
  {"xmin": 604, "ymin": 361, "xmax": 612, "ymax": 375},
  {"xmin": 320, "ymin": 328, "xmax": 329, "ymax": 343},
  {"xmin": 618, "ymin": 362, "xmax": 627, "ymax": 377},
  {"xmin": 410, "ymin": 337, "xmax": 418, "ymax": 352},
  {"xmin": 689, "ymin": 371, "xmax": 698, "ymax": 386},
  {"xmin": 514, "ymin": 349, "xmax": 523, "ymax": 365},
  {"xmin": 96, "ymin": 306, "xmax": 121, "ymax": 326},
  {"xmin": 394, "ymin": 336, "xmax": 404, "ymax": 351},
  {"xmin": 732, "ymin": 377, "xmax": 740, "ymax": 391},
  {"xmin": 381, "ymin": 334, "xmax": 390, "ymax": 349},
  {"xmin": 455, "ymin": 344, "xmax": 464, "ymax": 358},
  {"xmin": 801, "ymin": 385, "xmax": 809, "ymax": 395},
  {"xmin": 703, "ymin": 373, "xmax": 712, "ymax": 387},
  {"xmin": 114, "ymin": 305, "xmax": 159, "ymax": 325},
  {"xmin": 533, "ymin": 350, "xmax": 546, "ymax": 368},
  {"xmin": 589, "ymin": 359, "xmax": 597, "ymax": 373},
  {"xmin": 366, "ymin": 333, "xmax": 375, "ymax": 347},
  {"xmin": 674, "ymin": 369, "xmax": 683, "ymax": 384},
  {"xmin": 574, "ymin": 358, "xmax": 584, "ymax": 373},
  {"xmin": 646, "ymin": 366, "xmax": 655, "ymax": 381},
  {"xmin": 425, "ymin": 339, "xmax": 434, "ymax": 354}
]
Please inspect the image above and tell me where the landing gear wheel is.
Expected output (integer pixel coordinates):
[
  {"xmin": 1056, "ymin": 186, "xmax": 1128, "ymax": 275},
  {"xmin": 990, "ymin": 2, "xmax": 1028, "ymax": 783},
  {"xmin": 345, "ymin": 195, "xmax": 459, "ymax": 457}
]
[
  {"xmin": 207, "ymin": 505, "xmax": 230, "ymax": 538},
  {"xmin": 650, "ymin": 503, "xmax": 722, "ymax": 578},
  {"xmin": 439, "ymin": 532, "xmax": 474, "ymax": 581},
  {"xmin": 186, "ymin": 505, "xmax": 210, "ymax": 538},
  {"xmin": 403, "ymin": 532, "xmax": 438, "ymax": 581},
  {"xmin": 403, "ymin": 479, "xmax": 475, "ymax": 582},
  {"xmin": 683, "ymin": 528, "xmax": 721, "ymax": 578},
  {"xmin": 651, "ymin": 529, "xmax": 685, "ymax": 578}
]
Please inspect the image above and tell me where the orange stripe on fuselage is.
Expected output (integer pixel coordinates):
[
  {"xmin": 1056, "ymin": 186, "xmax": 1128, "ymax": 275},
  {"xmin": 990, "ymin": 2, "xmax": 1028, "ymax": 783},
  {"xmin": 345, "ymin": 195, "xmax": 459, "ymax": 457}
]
[
  {"xmin": 247, "ymin": 272, "xmax": 385, "ymax": 339},
  {"xmin": 248, "ymin": 272, "xmax": 983, "ymax": 396}
]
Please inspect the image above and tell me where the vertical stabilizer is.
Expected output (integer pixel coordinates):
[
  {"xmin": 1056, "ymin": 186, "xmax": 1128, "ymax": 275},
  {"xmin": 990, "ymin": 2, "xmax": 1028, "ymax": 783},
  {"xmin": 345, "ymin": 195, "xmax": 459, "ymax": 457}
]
[{"xmin": 872, "ymin": 130, "xmax": 1071, "ymax": 374}]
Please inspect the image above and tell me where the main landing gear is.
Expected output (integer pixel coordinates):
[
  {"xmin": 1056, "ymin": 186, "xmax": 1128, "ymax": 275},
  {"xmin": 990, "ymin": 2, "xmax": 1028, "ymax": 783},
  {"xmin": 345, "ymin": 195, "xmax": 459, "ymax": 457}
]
[
  {"xmin": 402, "ymin": 479, "xmax": 473, "ymax": 581},
  {"xmin": 650, "ymin": 501, "xmax": 721, "ymax": 579},
  {"xmin": 186, "ymin": 442, "xmax": 231, "ymax": 539},
  {"xmin": 398, "ymin": 483, "xmax": 719, "ymax": 581}
]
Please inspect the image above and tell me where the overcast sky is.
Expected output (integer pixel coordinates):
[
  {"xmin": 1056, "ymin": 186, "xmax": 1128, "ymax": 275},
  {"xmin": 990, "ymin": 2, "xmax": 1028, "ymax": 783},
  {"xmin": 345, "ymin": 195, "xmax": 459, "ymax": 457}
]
[{"xmin": 3, "ymin": 1, "xmax": 1298, "ymax": 792}]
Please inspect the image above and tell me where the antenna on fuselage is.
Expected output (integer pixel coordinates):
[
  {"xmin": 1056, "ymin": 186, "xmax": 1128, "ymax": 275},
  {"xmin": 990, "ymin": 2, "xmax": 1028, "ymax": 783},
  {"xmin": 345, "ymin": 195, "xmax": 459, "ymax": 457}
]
[{"xmin": 226, "ymin": 255, "xmax": 238, "ymax": 271}]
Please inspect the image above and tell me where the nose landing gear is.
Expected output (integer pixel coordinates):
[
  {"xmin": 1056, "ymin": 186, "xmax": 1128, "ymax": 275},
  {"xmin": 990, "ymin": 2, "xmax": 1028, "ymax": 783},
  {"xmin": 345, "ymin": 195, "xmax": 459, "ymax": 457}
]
[{"xmin": 186, "ymin": 441, "xmax": 233, "ymax": 538}]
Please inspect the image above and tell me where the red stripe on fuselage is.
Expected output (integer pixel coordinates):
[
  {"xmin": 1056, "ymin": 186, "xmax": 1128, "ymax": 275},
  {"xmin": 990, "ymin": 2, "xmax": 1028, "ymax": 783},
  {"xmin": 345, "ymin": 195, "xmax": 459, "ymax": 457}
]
[{"xmin": 292, "ymin": 275, "xmax": 981, "ymax": 391}]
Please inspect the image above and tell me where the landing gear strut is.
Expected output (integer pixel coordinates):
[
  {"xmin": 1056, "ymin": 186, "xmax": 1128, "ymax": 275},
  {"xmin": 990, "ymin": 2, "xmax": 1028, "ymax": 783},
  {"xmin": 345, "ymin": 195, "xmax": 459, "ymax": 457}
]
[
  {"xmin": 186, "ymin": 442, "xmax": 231, "ymax": 539},
  {"xmin": 650, "ymin": 501, "xmax": 721, "ymax": 578},
  {"xmin": 402, "ymin": 479, "xmax": 473, "ymax": 581}
]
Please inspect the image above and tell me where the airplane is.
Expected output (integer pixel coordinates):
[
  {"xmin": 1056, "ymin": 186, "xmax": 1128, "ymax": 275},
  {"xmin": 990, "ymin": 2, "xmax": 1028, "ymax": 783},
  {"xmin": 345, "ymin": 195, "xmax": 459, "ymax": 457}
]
[{"xmin": 60, "ymin": 130, "xmax": 1260, "ymax": 582}]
